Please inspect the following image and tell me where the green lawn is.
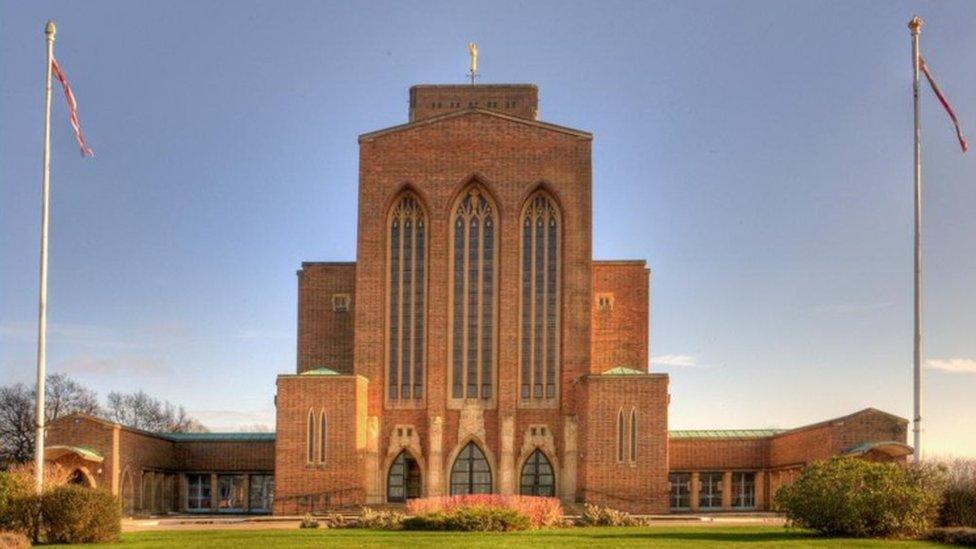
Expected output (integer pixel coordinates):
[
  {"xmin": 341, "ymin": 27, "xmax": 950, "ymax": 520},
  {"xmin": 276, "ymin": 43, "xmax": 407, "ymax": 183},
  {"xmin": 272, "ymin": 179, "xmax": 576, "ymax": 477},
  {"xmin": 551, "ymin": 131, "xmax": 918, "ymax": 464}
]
[{"xmin": 47, "ymin": 526, "xmax": 951, "ymax": 548}]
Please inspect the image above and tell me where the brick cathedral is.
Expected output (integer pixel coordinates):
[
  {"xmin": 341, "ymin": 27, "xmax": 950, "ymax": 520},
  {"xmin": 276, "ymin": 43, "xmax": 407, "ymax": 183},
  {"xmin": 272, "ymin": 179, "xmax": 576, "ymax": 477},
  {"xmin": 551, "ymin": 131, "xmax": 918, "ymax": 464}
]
[{"xmin": 46, "ymin": 83, "xmax": 912, "ymax": 516}]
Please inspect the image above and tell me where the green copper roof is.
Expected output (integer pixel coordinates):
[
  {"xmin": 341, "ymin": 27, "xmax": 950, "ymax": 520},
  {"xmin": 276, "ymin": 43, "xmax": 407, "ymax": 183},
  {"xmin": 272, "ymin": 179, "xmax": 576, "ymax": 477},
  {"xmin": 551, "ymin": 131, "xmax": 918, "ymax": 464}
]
[
  {"xmin": 602, "ymin": 366, "xmax": 647, "ymax": 375},
  {"xmin": 164, "ymin": 433, "xmax": 275, "ymax": 442},
  {"xmin": 669, "ymin": 429, "xmax": 786, "ymax": 439},
  {"xmin": 301, "ymin": 367, "xmax": 341, "ymax": 376},
  {"xmin": 45, "ymin": 445, "xmax": 104, "ymax": 462}
]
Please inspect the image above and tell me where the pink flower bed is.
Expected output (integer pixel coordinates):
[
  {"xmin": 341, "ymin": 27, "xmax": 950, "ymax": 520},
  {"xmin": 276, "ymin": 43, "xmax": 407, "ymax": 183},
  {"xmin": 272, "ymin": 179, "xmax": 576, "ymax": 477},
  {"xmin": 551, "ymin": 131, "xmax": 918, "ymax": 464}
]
[{"xmin": 406, "ymin": 494, "xmax": 563, "ymax": 528}]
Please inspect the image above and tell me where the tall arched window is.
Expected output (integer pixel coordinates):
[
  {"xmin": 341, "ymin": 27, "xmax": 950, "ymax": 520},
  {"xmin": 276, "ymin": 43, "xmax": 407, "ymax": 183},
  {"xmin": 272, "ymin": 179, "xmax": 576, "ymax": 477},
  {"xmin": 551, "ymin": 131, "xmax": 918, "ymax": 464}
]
[
  {"xmin": 629, "ymin": 408, "xmax": 637, "ymax": 463},
  {"xmin": 449, "ymin": 185, "xmax": 496, "ymax": 401},
  {"xmin": 616, "ymin": 409, "xmax": 625, "ymax": 462},
  {"xmin": 520, "ymin": 191, "xmax": 560, "ymax": 402},
  {"xmin": 388, "ymin": 192, "xmax": 426, "ymax": 402},
  {"xmin": 519, "ymin": 449, "xmax": 555, "ymax": 496},
  {"xmin": 306, "ymin": 409, "xmax": 315, "ymax": 464},
  {"xmin": 450, "ymin": 442, "xmax": 492, "ymax": 495},
  {"xmin": 318, "ymin": 410, "xmax": 327, "ymax": 464}
]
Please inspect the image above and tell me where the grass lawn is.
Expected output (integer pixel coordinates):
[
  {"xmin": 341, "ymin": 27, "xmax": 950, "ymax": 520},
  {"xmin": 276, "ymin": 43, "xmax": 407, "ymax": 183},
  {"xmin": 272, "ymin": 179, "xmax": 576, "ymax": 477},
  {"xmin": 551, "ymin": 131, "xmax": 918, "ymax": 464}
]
[{"xmin": 46, "ymin": 526, "xmax": 951, "ymax": 548}]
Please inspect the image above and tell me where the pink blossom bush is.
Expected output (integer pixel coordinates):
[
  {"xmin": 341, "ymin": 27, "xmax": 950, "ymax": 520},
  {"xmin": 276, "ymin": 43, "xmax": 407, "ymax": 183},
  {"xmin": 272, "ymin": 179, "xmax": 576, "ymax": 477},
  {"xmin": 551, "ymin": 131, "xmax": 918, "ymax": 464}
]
[{"xmin": 407, "ymin": 494, "xmax": 563, "ymax": 528}]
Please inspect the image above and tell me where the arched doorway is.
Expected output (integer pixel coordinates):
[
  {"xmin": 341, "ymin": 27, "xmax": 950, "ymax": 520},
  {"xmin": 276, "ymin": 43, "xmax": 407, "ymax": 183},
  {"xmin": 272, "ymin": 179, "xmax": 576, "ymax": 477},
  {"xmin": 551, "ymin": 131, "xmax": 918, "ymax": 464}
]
[
  {"xmin": 450, "ymin": 442, "xmax": 491, "ymax": 495},
  {"xmin": 121, "ymin": 470, "xmax": 134, "ymax": 515},
  {"xmin": 387, "ymin": 451, "xmax": 421, "ymax": 502},
  {"xmin": 68, "ymin": 468, "xmax": 94, "ymax": 488},
  {"xmin": 519, "ymin": 449, "xmax": 555, "ymax": 496}
]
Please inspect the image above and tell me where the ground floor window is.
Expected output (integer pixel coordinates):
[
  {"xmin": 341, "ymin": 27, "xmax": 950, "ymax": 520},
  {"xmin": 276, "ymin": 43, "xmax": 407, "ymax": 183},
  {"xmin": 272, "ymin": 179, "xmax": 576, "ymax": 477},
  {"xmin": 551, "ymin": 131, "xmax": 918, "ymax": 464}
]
[
  {"xmin": 519, "ymin": 449, "xmax": 555, "ymax": 497},
  {"xmin": 249, "ymin": 475, "xmax": 274, "ymax": 512},
  {"xmin": 668, "ymin": 472, "xmax": 691, "ymax": 510},
  {"xmin": 450, "ymin": 442, "xmax": 491, "ymax": 495},
  {"xmin": 218, "ymin": 474, "xmax": 247, "ymax": 512},
  {"xmin": 699, "ymin": 472, "xmax": 723, "ymax": 510},
  {"xmin": 186, "ymin": 474, "xmax": 211, "ymax": 511},
  {"xmin": 732, "ymin": 472, "xmax": 755, "ymax": 509},
  {"xmin": 387, "ymin": 451, "xmax": 422, "ymax": 502}
]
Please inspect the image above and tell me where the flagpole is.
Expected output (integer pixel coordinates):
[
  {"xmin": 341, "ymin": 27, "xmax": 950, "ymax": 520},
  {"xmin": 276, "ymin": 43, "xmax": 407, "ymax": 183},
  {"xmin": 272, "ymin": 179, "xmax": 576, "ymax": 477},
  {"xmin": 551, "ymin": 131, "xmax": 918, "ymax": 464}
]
[
  {"xmin": 908, "ymin": 15, "xmax": 923, "ymax": 461},
  {"xmin": 34, "ymin": 19, "xmax": 56, "ymax": 494}
]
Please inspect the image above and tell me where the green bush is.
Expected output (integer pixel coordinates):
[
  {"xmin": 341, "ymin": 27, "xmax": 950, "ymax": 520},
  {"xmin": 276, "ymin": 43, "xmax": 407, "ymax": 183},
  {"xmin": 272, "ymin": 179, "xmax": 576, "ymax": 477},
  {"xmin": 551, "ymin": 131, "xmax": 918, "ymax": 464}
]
[
  {"xmin": 40, "ymin": 485, "xmax": 121, "ymax": 544},
  {"xmin": 577, "ymin": 504, "xmax": 636, "ymax": 527},
  {"xmin": 0, "ymin": 531, "xmax": 31, "ymax": 549},
  {"xmin": 942, "ymin": 488, "xmax": 976, "ymax": 528},
  {"xmin": 775, "ymin": 457, "xmax": 944, "ymax": 538},
  {"xmin": 0, "ymin": 473, "xmax": 19, "ymax": 532},
  {"xmin": 2, "ymin": 493, "xmax": 40, "ymax": 542},
  {"xmin": 403, "ymin": 506, "xmax": 531, "ymax": 532}
]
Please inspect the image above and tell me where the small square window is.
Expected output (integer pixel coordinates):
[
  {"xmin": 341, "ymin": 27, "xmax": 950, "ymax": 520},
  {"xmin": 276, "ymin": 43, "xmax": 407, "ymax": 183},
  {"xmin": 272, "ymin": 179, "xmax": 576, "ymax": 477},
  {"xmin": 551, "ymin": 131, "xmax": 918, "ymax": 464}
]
[{"xmin": 332, "ymin": 294, "xmax": 351, "ymax": 312}]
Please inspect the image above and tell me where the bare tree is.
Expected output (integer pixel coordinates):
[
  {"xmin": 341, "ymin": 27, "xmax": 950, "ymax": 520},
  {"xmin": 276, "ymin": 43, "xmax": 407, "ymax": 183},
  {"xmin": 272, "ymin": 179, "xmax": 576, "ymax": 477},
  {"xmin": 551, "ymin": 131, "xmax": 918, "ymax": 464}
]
[
  {"xmin": 104, "ymin": 391, "xmax": 208, "ymax": 433},
  {"xmin": 0, "ymin": 374, "xmax": 101, "ymax": 466}
]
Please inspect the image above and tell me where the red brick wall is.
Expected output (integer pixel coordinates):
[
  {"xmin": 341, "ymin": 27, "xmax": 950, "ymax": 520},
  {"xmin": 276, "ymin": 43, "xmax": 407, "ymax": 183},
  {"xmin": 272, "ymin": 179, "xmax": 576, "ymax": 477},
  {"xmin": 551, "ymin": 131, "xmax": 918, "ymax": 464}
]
[
  {"xmin": 356, "ymin": 111, "xmax": 592, "ymax": 419},
  {"xmin": 591, "ymin": 261, "xmax": 650, "ymax": 374},
  {"xmin": 297, "ymin": 262, "xmax": 356, "ymax": 374},
  {"xmin": 668, "ymin": 438, "xmax": 769, "ymax": 471},
  {"xmin": 176, "ymin": 441, "xmax": 275, "ymax": 471},
  {"xmin": 409, "ymin": 85, "xmax": 539, "ymax": 122},
  {"xmin": 274, "ymin": 375, "xmax": 367, "ymax": 513},
  {"xmin": 46, "ymin": 415, "xmax": 117, "ymax": 490},
  {"xmin": 577, "ymin": 374, "xmax": 669, "ymax": 513}
]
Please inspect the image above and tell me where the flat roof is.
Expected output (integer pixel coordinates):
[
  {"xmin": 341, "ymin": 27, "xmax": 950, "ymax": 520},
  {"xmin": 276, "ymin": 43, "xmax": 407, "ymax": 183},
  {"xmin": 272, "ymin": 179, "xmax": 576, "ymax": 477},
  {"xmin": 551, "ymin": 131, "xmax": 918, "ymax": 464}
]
[
  {"xmin": 164, "ymin": 433, "xmax": 275, "ymax": 442},
  {"xmin": 669, "ymin": 429, "xmax": 786, "ymax": 439}
]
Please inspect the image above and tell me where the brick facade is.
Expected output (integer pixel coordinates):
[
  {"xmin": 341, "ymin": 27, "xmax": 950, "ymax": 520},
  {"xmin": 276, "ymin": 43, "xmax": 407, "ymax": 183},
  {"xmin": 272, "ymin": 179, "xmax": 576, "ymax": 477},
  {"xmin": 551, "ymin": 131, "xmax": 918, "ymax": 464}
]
[{"xmin": 45, "ymin": 82, "xmax": 912, "ymax": 516}]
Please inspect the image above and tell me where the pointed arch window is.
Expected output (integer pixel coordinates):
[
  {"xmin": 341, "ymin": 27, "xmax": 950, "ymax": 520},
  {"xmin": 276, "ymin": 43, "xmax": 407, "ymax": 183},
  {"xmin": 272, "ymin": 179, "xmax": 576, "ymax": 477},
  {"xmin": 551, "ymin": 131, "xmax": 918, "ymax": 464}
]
[
  {"xmin": 318, "ymin": 411, "xmax": 327, "ymax": 464},
  {"xmin": 449, "ymin": 185, "xmax": 496, "ymax": 401},
  {"xmin": 450, "ymin": 442, "xmax": 492, "ymax": 495},
  {"xmin": 616, "ymin": 409, "xmax": 625, "ymax": 463},
  {"xmin": 387, "ymin": 451, "xmax": 422, "ymax": 502},
  {"xmin": 520, "ymin": 191, "xmax": 560, "ymax": 402},
  {"xmin": 306, "ymin": 409, "xmax": 315, "ymax": 464},
  {"xmin": 519, "ymin": 449, "xmax": 555, "ymax": 496},
  {"xmin": 388, "ymin": 192, "xmax": 426, "ymax": 402},
  {"xmin": 629, "ymin": 408, "xmax": 637, "ymax": 463}
]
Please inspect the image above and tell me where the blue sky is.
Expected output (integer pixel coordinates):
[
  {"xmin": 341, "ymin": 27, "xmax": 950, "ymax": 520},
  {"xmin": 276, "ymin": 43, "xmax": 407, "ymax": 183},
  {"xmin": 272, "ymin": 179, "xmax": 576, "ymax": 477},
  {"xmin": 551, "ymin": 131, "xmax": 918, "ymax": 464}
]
[{"xmin": 1, "ymin": 1, "xmax": 974, "ymax": 457}]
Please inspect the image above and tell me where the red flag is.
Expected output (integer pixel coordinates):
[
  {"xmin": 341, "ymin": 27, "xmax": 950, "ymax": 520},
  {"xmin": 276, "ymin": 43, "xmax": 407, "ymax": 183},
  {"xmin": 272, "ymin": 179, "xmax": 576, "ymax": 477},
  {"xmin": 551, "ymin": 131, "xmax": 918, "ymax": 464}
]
[
  {"xmin": 919, "ymin": 56, "xmax": 968, "ymax": 153},
  {"xmin": 50, "ymin": 58, "xmax": 94, "ymax": 157}
]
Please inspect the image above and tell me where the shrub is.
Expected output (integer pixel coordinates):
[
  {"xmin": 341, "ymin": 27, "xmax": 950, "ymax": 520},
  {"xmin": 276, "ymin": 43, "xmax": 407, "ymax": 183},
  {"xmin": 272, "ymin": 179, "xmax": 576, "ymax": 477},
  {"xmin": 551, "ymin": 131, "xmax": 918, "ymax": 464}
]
[
  {"xmin": 578, "ymin": 503, "xmax": 636, "ymax": 527},
  {"xmin": 775, "ymin": 457, "xmax": 943, "ymax": 538},
  {"xmin": 0, "ymin": 531, "xmax": 31, "ymax": 549},
  {"xmin": 40, "ymin": 485, "xmax": 121, "ymax": 544},
  {"xmin": 938, "ymin": 458, "xmax": 976, "ymax": 527},
  {"xmin": 407, "ymin": 495, "xmax": 562, "ymax": 528},
  {"xmin": 928, "ymin": 527, "xmax": 976, "ymax": 546},
  {"xmin": 403, "ymin": 506, "xmax": 531, "ymax": 532},
  {"xmin": 320, "ymin": 512, "xmax": 346, "ymax": 528},
  {"xmin": 356, "ymin": 507, "xmax": 405, "ymax": 530},
  {"xmin": 298, "ymin": 514, "xmax": 319, "ymax": 529}
]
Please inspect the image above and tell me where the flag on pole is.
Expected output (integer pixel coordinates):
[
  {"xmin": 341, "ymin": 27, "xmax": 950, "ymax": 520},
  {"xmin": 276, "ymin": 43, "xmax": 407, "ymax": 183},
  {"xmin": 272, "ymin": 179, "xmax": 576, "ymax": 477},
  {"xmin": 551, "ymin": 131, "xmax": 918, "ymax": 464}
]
[
  {"xmin": 919, "ymin": 56, "xmax": 968, "ymax": 153},
  {"xmin": 50, "ymin": 58, "xmax": 93, "ymax": 157}
]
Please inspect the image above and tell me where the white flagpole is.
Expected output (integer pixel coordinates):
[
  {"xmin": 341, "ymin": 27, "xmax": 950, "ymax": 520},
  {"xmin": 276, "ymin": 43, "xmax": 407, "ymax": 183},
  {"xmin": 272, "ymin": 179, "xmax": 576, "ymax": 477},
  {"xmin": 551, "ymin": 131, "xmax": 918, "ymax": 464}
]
[
  {"xmin": 34, "ymin": 19, "xmax": 56, "ymax": 494},
  {"xmin": 908, "ymin": 15, "xmax": 923, "ymax": 461}
]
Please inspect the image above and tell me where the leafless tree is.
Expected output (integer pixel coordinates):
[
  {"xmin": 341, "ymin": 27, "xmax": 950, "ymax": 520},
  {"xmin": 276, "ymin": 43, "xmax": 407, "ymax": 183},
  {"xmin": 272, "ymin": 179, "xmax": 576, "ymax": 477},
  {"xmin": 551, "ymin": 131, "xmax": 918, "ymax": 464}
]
[
  {"xmin": 105, "ymin": 390, "xmax": 208, "ymax": 433},
  {"xmin": 0, "ymin": 374, "xmax": 101, "ymax": 466}
]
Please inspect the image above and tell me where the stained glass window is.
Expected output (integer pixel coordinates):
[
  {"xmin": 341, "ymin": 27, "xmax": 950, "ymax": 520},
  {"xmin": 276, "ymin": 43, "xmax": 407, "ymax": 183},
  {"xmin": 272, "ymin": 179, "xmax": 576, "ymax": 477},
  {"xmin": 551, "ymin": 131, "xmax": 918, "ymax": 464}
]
[
  {"xmin": 388, "ymin": 193, "xmax": 426, "ymax": 401},
  {"xmin": 449, "ymin": 186, "xmax": 496, "ymax": 401},
  {"xmin": 519, "ymin": 192, "xmax": 560, "ymax": 402}
]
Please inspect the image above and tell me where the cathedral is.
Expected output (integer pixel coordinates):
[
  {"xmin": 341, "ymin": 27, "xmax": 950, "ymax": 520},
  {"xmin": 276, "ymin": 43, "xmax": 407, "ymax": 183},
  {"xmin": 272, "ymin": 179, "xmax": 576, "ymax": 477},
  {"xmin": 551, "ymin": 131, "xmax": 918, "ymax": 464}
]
[{"xmin": 45, "ymin": 82, "xmax": 912, "ymax": 516}]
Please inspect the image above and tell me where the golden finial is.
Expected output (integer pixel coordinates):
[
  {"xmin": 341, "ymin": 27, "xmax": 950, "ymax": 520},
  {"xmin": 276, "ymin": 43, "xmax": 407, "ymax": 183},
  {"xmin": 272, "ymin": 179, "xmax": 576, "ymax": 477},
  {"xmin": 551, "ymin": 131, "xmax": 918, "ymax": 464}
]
[
  {"xmin": 467, "ymin": 42, "xmax": 478, "ymax": 84},
  {"xmin": 45, "ymin": 20, "xmax": 56, "ymax": 40},
  {"xmin": 908, "ymin": 15, "xmax": 923, "ymax": 35}
]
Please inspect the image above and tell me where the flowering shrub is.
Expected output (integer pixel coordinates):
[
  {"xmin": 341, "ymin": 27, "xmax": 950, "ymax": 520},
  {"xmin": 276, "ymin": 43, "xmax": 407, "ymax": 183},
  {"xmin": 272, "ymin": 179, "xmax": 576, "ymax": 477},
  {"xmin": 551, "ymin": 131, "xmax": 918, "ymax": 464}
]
[
  {"xmin": 356, "ymin": 507, "xmax": 405, "ymax": 530},
  {"xmin": 407, "ymin": 494, "xmax": 562, "ymax": 528}
]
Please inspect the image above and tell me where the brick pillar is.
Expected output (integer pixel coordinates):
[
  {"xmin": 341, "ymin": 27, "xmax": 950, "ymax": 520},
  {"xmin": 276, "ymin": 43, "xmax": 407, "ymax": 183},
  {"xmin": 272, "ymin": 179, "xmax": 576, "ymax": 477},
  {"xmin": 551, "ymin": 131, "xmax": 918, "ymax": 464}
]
[
  {"xmin": 689, "ymin": 472, "xmax": 700, "ymax": 512},
  {"xmin": 755, "ymin": 471, "xmax": 765, "ymax": 510},
  {"xmin": 722, "ymin": 471, "xmax": 732, "ymax": 511},
  {"xmin": 210, "ymin": 473, "xmax": 219, "ymax": 512}
]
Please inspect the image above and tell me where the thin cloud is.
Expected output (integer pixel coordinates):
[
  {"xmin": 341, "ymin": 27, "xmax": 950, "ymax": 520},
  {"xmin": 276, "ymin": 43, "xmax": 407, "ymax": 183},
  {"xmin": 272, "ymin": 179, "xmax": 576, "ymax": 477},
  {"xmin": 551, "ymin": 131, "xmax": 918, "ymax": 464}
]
[
  {"xmin": 57, "ymin": 355, "xmax": 172, "ymax": 376},
  {"xmin": 925, "ymin": 358, "xmax": 976, "ymax": 374},
  {"xmin": 651, "ymin": 354, "xmax": 699, "ymax": 368}
]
